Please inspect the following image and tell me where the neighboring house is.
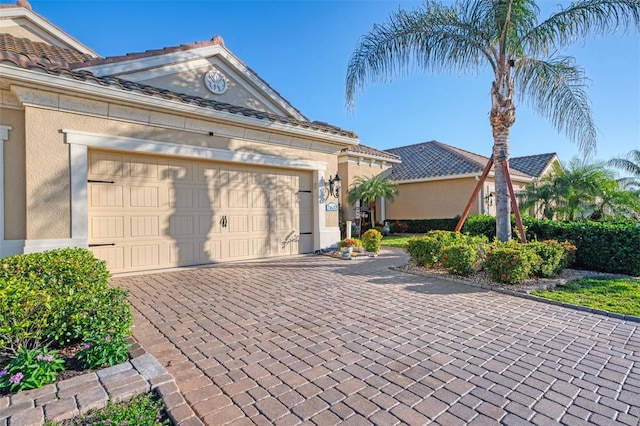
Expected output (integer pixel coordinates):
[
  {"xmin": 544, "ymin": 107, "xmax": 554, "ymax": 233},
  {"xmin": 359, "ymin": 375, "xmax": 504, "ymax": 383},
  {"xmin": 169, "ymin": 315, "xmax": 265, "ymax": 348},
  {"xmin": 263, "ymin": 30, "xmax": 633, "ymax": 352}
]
[
  {"xmin": 0, "ymin": 2, "xmax": 360, "ymax": 273},
  {"xmin": 383, "ymin": 141, "xmax": 559, "ymax": 221}
]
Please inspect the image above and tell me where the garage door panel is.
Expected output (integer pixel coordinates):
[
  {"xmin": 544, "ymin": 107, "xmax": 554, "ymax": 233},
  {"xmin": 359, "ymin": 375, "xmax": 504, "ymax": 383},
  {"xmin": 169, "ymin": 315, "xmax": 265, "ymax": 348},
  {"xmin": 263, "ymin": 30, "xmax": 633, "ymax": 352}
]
[
  {"xmin": 228, "ymin": 215, "xmax": 248, "ymax": 233},
  {"xmin": 169, "ymin": 242, "xmax": 195, "ymax": 264},
  {"xmin": 91, "ymin": 185, "xmax": 123, "ymax": 207},
  {"xmin": 200, "ymin": 215, "xmax": 219, "ymax": 235},
  {"xmin": 168, "ymin": 160, "xmax": 194, "ymax": 181},
  {"xmin": 229, "ymin": 239, "xmax": 249, "ymax": 258},
  {"xmin": 90, "ymin": 153, "xmax": 124, "ymax": 177},
  {"xmin": 228, "ymin": 190, "xmax": 248, "ymax": 208},
  {"xmin": 91, "ymin": 216, "xmax": 124, "ymax": 239},
  {"xmin": 93, "ymin": 246, "xmax": 125, "ymax": 271},
  {"xmin": 169, "ymin": 215, "xmax": 195, "ymax": 236},
  {"xmin": 199, "ymin": 188, "xmax": 220, "ymax": 208},
  {"xmin": 130, "ymin": 186, "xmax": 159, "ymax": 208},
  {"xmin": 130, "ymin": 216, "xmax": 160, "ymax": 238},
  {"xmin": 129, "ymin": 158, "xmax": 160, "ymax": 179},
  {"xmin": 252, "ymin": 215, "xmax": 271, "ymax": 232},
  {"xmin": 201, "ymin": 241, "xmax": 222, "ymax": 261},
  {"xmin": 169, "ymin": 187, "xmax": 195, "ymax": 208},
  {"xmin": 130, "ymin": 244, "xmax": 160, "ymax": 268}
]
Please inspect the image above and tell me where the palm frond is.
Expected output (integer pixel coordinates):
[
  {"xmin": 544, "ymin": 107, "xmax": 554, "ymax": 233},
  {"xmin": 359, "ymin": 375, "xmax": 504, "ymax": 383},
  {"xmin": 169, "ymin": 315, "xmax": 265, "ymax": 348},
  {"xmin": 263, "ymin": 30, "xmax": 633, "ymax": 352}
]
[
  {"xmin": 608, "ymin": 149, "xmax": 640, "ymax": 176},
  {"xmin": 514, "ymin": 56, "xmax": 597, "ymax": 156},
  {"xmin": 522, "ymin": 0, "xmax": 640, "ymax": 56},
  {"xmin": 345, "ymin": 0, "xmax": 496, "ymax": 110}
]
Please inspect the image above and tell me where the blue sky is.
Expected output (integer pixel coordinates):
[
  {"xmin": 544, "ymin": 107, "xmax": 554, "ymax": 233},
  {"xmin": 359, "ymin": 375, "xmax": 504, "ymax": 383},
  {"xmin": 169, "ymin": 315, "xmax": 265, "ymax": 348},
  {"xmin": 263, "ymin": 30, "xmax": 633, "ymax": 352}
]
[{"xmin": 27, "ymin": 0, "xmax": 640, "ymax": 167}]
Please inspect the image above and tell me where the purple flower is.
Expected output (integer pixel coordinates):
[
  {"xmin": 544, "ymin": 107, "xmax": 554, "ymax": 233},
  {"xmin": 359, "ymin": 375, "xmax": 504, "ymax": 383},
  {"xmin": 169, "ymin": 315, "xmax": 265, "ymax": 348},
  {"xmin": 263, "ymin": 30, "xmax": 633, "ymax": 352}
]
[
  {"xmin": 43, "ymin": 355, "xmax": 54, "ymax": 362},
  {"xmin": 9, "ymin": 372, "xmax": 23, "ymax": 384},
  {"xmin": 36, "ymin": 354, "xmax": 43, "ymax": 361},
  {"xmin": 83, "ymin": 343, "xmax": 93, "ymax": 349},
  {"xmin": 0, "ymin": 369, "xmax": 7, "ymax": 377}
]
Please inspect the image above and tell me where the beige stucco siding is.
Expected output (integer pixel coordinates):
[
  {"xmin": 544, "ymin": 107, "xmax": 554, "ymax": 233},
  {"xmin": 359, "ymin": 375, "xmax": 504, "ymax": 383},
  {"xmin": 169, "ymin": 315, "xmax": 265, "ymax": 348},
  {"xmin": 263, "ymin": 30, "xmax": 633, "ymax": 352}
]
[
  {"xmin": 2, "ymin": 107, "xmax": 26, "ymax": 240},
  {"xmin": 386, "ymin": 177, "xmax": 481, "ymax": 220}
]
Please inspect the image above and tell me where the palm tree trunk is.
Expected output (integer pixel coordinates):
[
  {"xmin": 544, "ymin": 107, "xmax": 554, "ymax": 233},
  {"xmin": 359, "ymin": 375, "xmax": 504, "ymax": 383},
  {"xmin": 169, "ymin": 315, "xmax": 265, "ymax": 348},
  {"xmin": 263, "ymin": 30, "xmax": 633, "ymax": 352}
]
[{"xmin": 490, "ymin": 66, "xmax": 516, "ymax": 242}]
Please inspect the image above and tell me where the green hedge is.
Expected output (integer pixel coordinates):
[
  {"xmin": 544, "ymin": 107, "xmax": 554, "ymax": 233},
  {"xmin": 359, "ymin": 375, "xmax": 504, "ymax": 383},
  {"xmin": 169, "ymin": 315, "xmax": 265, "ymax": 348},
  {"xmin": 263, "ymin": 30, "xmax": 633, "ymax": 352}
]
[
  {"xmin": 387, "ymin": 218, "xmax": 459, "ymax": 234},
  {"xmin": 0, "ymin": 248, "xmax": 132, "ymax": 354},
  {"xmin": 462, "ymin": 215, "xmax": 640, "ymax": 276}
]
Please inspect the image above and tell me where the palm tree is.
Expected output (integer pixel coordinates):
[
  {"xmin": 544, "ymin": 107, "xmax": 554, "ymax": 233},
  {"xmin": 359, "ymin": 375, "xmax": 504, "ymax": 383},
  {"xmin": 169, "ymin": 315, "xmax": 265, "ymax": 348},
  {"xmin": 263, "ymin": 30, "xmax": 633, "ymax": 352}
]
[
  {"xmin": 608, "ymin": 150, "xmax": 640, "ymax": 190},
  {"xmin": 346, "ymin": 0, "xmax": 640, "ymax": 240},
  {"xmin": 347, "ymin": 174, "xmax": 399, "ymax": 228}
]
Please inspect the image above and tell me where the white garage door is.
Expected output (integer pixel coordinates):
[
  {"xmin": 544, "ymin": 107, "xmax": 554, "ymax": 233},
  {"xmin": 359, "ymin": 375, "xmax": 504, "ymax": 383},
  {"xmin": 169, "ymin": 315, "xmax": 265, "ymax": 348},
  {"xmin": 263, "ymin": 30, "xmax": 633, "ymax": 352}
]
[{"xmin": 87, "ymin": 150, "xmax": 314, "ymax": 273}]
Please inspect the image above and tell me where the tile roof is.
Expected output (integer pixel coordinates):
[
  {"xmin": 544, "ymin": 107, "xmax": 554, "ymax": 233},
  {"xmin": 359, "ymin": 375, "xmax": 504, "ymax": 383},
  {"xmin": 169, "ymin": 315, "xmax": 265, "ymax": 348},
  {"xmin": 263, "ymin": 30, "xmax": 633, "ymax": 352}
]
[
  {"xmin": 0, "ymin": 34, "xmax": 92, "ymax": 64},
  {"xmin": 0, "ymin": 33, "xmax": 358, "ymax": 139},
  {"xmin": 385, "ymin": 140, "xmax": 552, "ymax": 181},
  {"xmin": 340, "ymin": 144, "xmax": 401, "ymax": 162},
  {"xmin": 509, "ymin": 153, "xmax": 557, "ymax": 178}
]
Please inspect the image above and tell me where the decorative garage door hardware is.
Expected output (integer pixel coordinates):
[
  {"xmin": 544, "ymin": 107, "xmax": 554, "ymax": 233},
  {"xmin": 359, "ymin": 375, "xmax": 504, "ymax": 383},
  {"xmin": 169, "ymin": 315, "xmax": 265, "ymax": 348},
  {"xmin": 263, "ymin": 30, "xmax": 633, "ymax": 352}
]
[
  {"xmin": 89, "ymin": 243, "xmax": 116, "ymax": 247},
  {"xmin": 220, "ymin": 216, "xmax": 228, "ymax": 228},
  {"xmin": 88, "ymin": 179, "xmax": 115, "ymax": 184}
]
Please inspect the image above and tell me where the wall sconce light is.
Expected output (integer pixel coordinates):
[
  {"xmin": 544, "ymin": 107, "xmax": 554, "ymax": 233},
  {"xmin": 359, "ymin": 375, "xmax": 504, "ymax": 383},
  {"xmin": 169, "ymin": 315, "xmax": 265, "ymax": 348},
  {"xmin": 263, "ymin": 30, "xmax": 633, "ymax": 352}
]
[
  {"xmin": 484, "ymin": 192, "xmax": 494, "ymax": 206},
  {"xmin": 327, "ymin": 173, "xmax": 341, "ymax": 198}
]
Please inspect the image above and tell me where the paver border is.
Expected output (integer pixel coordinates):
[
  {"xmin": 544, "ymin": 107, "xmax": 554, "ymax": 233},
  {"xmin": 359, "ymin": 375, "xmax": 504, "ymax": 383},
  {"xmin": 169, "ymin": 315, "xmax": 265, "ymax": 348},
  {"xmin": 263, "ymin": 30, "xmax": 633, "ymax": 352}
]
[{"xmin": 391, "ymin": 266, "xmax": 640, "ymax": 323}]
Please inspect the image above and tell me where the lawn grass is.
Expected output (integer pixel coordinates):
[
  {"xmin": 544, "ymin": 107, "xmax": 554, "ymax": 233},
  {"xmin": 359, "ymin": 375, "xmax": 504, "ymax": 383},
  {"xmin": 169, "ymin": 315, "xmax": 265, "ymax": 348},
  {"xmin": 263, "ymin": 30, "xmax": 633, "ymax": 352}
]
[
  {"xmin": 532, "ymin": 277, "xmax": 640, "ymax": 317},
  {"xmin": 382, "ymin": 234, "xmax": 416, "ymax": 248}
]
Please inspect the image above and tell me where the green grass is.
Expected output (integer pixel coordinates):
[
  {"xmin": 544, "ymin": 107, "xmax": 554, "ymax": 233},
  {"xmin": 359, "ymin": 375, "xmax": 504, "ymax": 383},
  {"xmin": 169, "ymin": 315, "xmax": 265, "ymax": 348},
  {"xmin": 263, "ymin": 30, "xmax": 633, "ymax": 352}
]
[
  {"xmin": 382, "ymin": 235, "xmax": 415, "ymax": 248},
  {"xmin": 532, "ymin": 277, "xmax": 640, "ymax": 317},
  {"xmin": 45, "ymin": 392, "xmax": 171, "ymax": 425}
]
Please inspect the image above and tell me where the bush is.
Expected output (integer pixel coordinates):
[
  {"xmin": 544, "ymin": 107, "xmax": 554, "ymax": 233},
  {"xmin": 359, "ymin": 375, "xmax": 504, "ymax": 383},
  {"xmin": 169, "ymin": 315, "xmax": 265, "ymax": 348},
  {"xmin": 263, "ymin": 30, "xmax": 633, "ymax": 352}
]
[
  {"xmin": 0, "ymin": 248, "xmax": 132, "ymax": 354},
  {"xmin": 390, "ymin": 221, "xmax": 408, "ymax": 234},
  {"xmin": 462, "ymin": 215, "xmax": 640, "ymax": 276},
  {"xmin": 338, "ymin": 238, "xmax": 358, "ymax": 249},
  {"xmin": 362, "ymin": 229, "xmax": 383, "ymax": 253},
  {"xmin": 0, "ymin": 346, "xmax": 65, "ymax": 393},
  {"xmin": 387, "ymin": 218, "xmax": 459, "ymax": 234},
  {"xmin": 404, "ymin": 236, "xmax": 440, "ymax": 267},
  {"xmin": 529, "ymin": 240, "xmax": 570, "ymax": 278},
  {"xmin": 485, "ymin": 242, "xmax": 539, "ymax": 284},
  {"xmin": 440, "ymin": 243, "xmax": 479, "ymax": 276}
]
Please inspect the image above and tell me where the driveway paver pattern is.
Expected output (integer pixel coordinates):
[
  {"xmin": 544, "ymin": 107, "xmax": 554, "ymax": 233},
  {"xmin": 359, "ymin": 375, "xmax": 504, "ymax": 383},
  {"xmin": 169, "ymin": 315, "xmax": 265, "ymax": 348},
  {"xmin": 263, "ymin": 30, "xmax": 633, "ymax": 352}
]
[{"xmin": 112, "ymin": 249, "xmax": 640, "ymax": 425}]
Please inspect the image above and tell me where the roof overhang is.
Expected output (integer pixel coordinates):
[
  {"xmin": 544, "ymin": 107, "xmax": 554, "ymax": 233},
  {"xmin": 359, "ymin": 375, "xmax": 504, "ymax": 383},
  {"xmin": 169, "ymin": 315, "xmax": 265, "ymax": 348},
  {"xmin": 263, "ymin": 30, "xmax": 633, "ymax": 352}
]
[{"xmin": 1, "ymin": 64, "xmax": 360, "ymax": 149}]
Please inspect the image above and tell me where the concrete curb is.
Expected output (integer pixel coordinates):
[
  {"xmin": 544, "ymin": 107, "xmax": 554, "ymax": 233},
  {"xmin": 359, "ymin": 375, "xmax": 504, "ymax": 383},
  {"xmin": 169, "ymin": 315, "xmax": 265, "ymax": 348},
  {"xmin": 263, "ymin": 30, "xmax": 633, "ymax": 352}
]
[
  {"xmin": 0, "ymin": 343, "xmax": 202, "ymax": 425},
  {"xmin": 390, "ymin": 266, "xmax": 640, "ymax": 324}
]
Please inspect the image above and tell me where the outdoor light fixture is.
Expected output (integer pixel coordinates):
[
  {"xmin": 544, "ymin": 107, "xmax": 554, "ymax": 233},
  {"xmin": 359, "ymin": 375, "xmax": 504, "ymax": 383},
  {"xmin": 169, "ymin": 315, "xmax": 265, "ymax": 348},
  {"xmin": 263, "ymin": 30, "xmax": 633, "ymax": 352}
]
[{"xmin": 327, "ymin": 173, "xmax": 341, "ymax": 198}]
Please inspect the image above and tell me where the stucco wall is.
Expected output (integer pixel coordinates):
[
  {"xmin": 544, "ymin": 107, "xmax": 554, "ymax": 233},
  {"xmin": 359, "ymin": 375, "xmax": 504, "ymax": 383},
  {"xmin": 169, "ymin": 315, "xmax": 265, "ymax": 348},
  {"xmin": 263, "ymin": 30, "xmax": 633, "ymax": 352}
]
[
  {"xmin": 385, "ymin": 177, "xmax": 482, "ymax": 220},
  {"xmin": 2, "ymin": 107, "xmax": 26, "ymax": 240}
]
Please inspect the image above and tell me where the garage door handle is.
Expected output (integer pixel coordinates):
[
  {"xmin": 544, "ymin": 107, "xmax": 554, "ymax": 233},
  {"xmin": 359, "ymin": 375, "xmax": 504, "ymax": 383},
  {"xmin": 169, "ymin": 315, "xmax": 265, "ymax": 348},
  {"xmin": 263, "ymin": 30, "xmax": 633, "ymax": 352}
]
[{"xmin": 220, "ymin": 216, "xmax": 228, "ymax": 228}]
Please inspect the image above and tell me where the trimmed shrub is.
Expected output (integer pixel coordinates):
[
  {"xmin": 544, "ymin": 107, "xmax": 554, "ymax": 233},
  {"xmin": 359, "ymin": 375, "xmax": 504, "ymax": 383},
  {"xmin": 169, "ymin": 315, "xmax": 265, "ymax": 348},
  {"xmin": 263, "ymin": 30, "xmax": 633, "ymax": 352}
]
[
  {"xmin": 440, "ymin": 243, "xmax": 479, "ymax": 276},
  {"xmin": 362, "ymin": 229, "xmax": 383, "ymax": 253},
  {"xmin": 485, "ymin": 242, "xmax": 539, "ymax": 284},
  {"xmin": 404, "ymin": 236, "xmax": 440, "ymax": 267},
  {"xmin": 390, "ymin": 221, "xmax": 408, "ymax": 234},
  {"xmin": 462, "ymin": 215, "xmax": 640, "ymax": 276},
  {"xmin": 0, "ymin": 248, "xmax": 131, "ymax": 354},
  {"xmin": 387, "ymin": 218, "xmax": 459, "ymax": 234},
  {"xmin": 529, "ymin": 240, "xmax": 569, "ymax": 278}
]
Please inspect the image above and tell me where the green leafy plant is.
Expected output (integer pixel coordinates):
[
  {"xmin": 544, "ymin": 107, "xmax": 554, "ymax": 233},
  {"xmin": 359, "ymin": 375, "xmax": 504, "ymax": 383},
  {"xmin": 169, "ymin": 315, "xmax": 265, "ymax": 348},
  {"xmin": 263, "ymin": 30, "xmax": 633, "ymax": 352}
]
[
  {"xmin": 46, "ymin": 391, "xmax": 171, "ymax": 426},
  {"xmin": 0, "ymin": 248, "xmax": 132, "ymax": 354},
  {"xmin": 76, "ymin": 331, "xmax": 131, "ymax": 370},
  {"xmin": 404, "ymin": 235, "xmax": 440, "ymax": 267},
  {"xmin": 529, "ymin": 240, "xmax": 570, "ymax": 278},
  {"xmin": 361, "ymin": 228, "xmax": 383, "ymax": 253},
  {"xmin": 0, "ymin": 346, "xmax": 65, "ymax": 393},
  {"xmin": 440, "ymin": 243, "xmax": 479, "ymax": 276},
  {"xmin": 390, "ymin": 221, "xmax": 409, "ymax": 234},
  {"xmin": 485, "ymin": 242, "xmax": 539, "ymax": 284}
]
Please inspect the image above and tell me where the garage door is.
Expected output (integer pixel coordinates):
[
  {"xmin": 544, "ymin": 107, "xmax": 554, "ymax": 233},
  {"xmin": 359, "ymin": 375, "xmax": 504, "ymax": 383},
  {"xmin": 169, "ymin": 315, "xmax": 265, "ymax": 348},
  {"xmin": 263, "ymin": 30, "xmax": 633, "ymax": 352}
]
[{"xmin": 87, "ymin": 150, "xmax": 314, "ymax": 273}]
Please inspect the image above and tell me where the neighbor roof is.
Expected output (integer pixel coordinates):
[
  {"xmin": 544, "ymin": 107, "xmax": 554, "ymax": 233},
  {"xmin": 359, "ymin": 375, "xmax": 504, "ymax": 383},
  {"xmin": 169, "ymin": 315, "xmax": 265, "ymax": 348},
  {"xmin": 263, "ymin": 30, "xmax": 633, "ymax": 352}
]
[
  {"xmin": 385, "ymin": 141, "xmax": 555, "ymax": 181},
  {"xmin": 0, "ymin": 32, "xmax": 358, "ymax": 139},
  {"xmin": 340, "ymin": 144, "xmax": 401, "ymax": 163}
]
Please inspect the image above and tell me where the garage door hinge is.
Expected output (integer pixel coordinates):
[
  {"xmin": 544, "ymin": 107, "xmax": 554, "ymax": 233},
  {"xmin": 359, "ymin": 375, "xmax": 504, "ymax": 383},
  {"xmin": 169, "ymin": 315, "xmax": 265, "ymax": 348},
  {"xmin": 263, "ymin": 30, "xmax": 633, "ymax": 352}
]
[
  {"xmin": 298, "ymin": 190, "xmax": 312, "ymax": 193},
  {"xmin": 88, "ymin": 179, "xmax": 115, "ymax": 184},
  {"xmin": 88, "ymin": 243, "xmax": 116, "ymax": 247},
  {"xmin": 299, "ymin": 232, "xmax": 312, "ymax": 235}
]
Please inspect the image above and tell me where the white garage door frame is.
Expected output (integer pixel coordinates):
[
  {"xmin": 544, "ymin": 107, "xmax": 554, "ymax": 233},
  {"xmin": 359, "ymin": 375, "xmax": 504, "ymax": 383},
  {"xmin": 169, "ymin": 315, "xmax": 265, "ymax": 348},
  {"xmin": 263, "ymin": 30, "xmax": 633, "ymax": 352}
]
[{"xmin": 62, "ymin": 129, "xmax": 340, "ymax": 258}]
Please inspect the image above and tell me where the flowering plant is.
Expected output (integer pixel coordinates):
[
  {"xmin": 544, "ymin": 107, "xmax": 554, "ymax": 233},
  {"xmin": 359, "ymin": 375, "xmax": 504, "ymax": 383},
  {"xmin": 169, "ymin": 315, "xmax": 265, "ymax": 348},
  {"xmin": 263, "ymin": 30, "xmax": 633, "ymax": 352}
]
[
  {"xmin": 76, "ymin": 331, "xmax": 130, "ymax": 369},
  {"xmin": 338, "ymin": 238, "xmax": 358, "ymax": 248},
  {"xmin": 0, "ymin": 346, "xmax": 65, "ymax": 393}
]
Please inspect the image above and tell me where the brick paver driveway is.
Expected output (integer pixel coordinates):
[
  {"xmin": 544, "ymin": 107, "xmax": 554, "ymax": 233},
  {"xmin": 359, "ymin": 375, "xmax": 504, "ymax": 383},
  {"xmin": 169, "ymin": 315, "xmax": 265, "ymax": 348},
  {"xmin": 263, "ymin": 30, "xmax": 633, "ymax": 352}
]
[{"xmin": 113, "ymin": 249, "xmax": 640, "ymax": 425}]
